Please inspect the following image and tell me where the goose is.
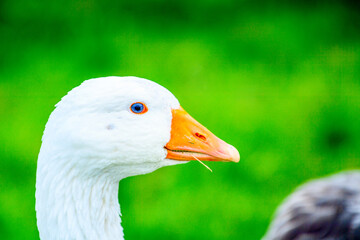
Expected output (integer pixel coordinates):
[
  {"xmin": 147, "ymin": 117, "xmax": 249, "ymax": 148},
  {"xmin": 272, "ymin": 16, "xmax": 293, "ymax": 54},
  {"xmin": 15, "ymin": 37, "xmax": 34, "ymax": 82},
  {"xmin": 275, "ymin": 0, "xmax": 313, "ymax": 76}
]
[
  {"xmin": 263, "ymin": 171, "xmax": 360, "ymax": 240},
  {"xmin": 35, "ymin": 76, "xmax": 240, "ymax": 240}
]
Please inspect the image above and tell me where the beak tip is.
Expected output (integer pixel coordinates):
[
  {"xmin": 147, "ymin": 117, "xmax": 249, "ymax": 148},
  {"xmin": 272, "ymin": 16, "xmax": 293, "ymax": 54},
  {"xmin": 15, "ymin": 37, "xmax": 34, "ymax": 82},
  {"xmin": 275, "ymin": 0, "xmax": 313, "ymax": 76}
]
[{"xmin": 227, "ymin": 144, "xmax": 240, "ymax": 163}]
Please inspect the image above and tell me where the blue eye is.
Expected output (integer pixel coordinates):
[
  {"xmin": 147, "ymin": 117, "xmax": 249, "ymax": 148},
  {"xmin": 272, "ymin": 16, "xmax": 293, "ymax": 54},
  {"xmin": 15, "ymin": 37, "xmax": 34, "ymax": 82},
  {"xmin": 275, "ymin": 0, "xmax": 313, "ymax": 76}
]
[{"xmin": 130, "ymin": 102, "xmax": 148, "ymax": 114}]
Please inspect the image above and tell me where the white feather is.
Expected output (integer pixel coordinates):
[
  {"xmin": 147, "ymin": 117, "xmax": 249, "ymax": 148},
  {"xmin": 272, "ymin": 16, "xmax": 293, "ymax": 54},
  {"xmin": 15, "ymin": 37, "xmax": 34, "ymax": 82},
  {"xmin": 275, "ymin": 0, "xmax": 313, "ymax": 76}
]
[{"xmin": 36, "ymin": 76, "xmax": 184, "ymax": 240}]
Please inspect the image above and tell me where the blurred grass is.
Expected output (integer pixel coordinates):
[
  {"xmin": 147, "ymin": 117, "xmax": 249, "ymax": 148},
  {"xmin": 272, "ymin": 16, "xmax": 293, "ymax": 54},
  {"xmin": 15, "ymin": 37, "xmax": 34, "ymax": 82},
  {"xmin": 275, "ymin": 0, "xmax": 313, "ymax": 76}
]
[{"xmin": 1, "ymin": 0, "xmax": 360, "ymax": 239}]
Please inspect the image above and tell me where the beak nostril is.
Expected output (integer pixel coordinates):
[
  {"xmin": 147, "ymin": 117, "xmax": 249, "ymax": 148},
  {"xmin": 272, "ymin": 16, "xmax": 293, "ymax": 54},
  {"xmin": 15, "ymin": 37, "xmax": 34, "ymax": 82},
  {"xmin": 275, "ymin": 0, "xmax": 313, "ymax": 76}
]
[{"xmin": 195, "ymin": 132, "xmax": 207, "ymax": 141}]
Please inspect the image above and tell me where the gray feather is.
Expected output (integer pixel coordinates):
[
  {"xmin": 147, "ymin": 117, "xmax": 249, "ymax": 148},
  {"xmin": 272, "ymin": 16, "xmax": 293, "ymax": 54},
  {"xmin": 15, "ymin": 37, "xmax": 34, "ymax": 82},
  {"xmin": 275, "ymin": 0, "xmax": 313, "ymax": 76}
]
[{"xmin": 263, "ymin": 171, "xmax": 360, "ymax": 240}]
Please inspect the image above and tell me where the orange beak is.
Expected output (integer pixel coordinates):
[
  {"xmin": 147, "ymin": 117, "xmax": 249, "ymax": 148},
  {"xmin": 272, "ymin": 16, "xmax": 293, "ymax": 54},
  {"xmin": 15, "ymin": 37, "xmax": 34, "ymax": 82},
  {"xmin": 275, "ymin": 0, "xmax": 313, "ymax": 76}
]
[{"xmin": 165, "ymin": 107, "xmax": 240, "ymax": 162}]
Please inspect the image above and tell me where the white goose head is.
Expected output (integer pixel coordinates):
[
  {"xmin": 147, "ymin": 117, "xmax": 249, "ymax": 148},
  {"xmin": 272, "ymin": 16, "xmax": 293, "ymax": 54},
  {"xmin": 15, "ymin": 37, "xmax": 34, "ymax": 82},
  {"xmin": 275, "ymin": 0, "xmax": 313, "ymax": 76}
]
[{"xmin": 36, "ymin": 76, "xmax": 239, "ymax": 240}]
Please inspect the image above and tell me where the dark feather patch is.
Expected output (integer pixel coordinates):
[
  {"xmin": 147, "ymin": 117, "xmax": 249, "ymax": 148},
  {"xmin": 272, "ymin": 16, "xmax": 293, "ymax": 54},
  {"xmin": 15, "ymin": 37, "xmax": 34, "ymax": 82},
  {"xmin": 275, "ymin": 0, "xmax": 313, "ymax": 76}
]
[{"xmin": 264, "ymin": 171, "xmax": 360, "ymax": 240}]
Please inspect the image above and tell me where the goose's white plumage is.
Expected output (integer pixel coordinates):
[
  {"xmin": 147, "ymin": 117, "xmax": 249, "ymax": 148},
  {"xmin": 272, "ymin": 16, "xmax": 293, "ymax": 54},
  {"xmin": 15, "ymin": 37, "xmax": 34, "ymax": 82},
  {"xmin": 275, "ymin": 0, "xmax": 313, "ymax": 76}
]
[{"xmin": 36, "ymin": 76, "xmax": 239, "ymax": 240}]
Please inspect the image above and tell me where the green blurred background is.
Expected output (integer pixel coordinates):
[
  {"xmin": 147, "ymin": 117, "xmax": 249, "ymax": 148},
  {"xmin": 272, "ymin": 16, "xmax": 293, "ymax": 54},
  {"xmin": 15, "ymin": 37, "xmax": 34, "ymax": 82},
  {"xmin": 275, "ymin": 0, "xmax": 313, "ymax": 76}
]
[{"xmin": 1, "ymin": 0, "xmax": 360, "ymax": 239}]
